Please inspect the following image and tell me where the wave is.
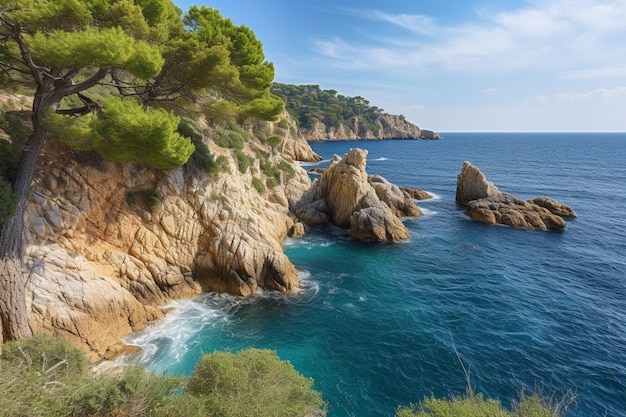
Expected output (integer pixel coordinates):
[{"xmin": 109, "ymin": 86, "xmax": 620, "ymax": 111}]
[
  {"xmin": 420, "ymin": 207, "xmax": 438, "ymax": 216},
  {"xmin": 371, "ymin": 157, "xmax": 390, "ymax": 161}
]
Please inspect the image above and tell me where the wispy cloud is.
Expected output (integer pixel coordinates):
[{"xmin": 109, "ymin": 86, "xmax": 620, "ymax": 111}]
[
  {"xmin": 532, "ymin": 86, "xmax": 626, "ymax": 102},
  {"xmin": 312, "ymin": 0, "xmax": 626, "ymax": 77}
]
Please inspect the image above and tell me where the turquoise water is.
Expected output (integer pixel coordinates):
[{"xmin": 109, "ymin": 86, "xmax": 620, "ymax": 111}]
[{"xmin": 120, "ymin": 133, "xmax": 626, "ymax": 417}]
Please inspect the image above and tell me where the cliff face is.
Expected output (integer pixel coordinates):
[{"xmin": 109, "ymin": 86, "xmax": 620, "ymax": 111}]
[
  {"xmin": 22, "ymin": 127, "xmax": 312, "ymax": 361},
  {"xmin": 301, "ymin": 114, "xmax": 441, "ymax": 141}
]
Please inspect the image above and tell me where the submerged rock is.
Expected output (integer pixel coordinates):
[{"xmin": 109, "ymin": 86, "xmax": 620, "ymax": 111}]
[
  {"xmin": 295, "ymin": 149, "xmax": 421, "ymax": 241},
  {"xmin": 456, "ymin": 161, "xmax": 576, "ymax": 231}
]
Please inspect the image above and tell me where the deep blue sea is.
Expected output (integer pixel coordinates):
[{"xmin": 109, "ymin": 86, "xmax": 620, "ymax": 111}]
[{"xmin": 120, "ymin": 133, "xmax": 626, "ymax": 417}]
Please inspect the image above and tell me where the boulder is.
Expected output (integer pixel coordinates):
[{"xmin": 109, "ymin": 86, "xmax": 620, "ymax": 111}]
[
  {"xmin": 295, "ymin": 149, "xmax": 420, "ymax": 241},
  {"xmin": 456, "ymin": 161, "xmax": 575, "ymax": 231}
]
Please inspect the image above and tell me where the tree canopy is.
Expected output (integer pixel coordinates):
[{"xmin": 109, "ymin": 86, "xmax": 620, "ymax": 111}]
[
  {"xmin": 0, "ymin": 0, "xmax": 284, "ymax": 342},
  {"xmin": 271, "ymin": 83, "xmax": 389, "ymax": 130}
]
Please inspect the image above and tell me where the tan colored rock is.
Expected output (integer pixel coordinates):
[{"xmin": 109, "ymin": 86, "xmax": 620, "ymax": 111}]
[
  {"xmin": 399, "ymin": 186, "xmax": 432, "ymax": 201},
  {"xmin": 457, "ymin": 162, "xmax": 574, "ymax": 231},
  {"xmin": 302, "ymin": 114, "xmax": 441, "ymax": 141},
  {"xmin": 532, "ymin": 196, "xmax": 577, "ymax": 218},
  {"xmin": 455, "ymin": 161, "xmax": 502, "ymax": 205},
  {"xmin": 295, "ymin": 149, "xmax": 420, "ymax": 241},
  {"xmin": 23, "ymin": 129, "xmax": 313, "ymax": 360}
]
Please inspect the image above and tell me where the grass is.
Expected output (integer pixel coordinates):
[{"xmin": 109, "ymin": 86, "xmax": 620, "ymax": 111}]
[{"xmin": 0, "ymin": 335, "xmax": 326, "ymax": 417}]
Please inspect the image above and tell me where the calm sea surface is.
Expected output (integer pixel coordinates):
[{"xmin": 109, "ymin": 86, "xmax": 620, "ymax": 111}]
[{"xmin": 120, "ymin": 133, "xmax": 626, "ymax": 417}]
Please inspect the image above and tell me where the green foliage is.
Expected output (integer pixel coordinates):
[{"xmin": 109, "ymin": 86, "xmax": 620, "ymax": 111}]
[
  {"xmin": 251, "ymin": 177, "xmax": 266, "ymax": 193},
  {"xmin": 271, "ymin": 83, "xmax": 387, "ymax": 131},
  {"xmin": 264, "ymin": 133, "xmax": 283, "ymax": 147},
  {"xmin": 48, "ymin": 97, "xmax": 195, "ymax": 170},
  {"xmin": 0, "ymin": 110, "xmax": 28, "ymax": 221},
  {"xmin": 0, "ymin": 336, "xmax": 325, "ymax": 417},
  {"xmin": 0, "ymin": 334, "xmax": 88, "ymax": 417},
  {"xmin": 0, "ymin": 179, "xmax": 17, "ymax": 222},
  {"xmin": 278, "ymin": 158, "xmax": 297, "ymax": 180},
  {"xmin": 0, "ymin": 111, "xmax": 30, "ymax": 182},
  {"xmin": 68, "ymin": 367, "xmax": 182, "ymax": 417},
  {"xmin": 234, "ymin": 149, "xmax": 254, "ymax": 173},
  {"xmin": 187, "ymin": 348, "xmax": 326, "ymax": 417},
  {"xmin": 214, "ymin": 128, "xmax": 245, "ymax": 150},
  {"xmin": 27, "ymin": 26, "xmax": 163, "ymax": 79},
  {"xmin": 126, "ymin": 189, "xmax": 162, "ymax": 212},
  {"xmin": 396, "ymin": 391, "xmax": 572, "ymax": 417},
  {"xmin": 177, "ymin": 119, "xmax": 229, "ymax": 177}
]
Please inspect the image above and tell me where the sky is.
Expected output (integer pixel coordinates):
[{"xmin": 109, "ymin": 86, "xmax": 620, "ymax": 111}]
[{"xmin": 172, "ymin": 0, "xmax": 626, "ymax": 132}]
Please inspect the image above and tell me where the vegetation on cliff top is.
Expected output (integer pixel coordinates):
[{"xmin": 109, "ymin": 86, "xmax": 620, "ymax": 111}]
[
  {"xmin": 0, "ymin": 335, "xmax": 326, "ymax": 417},
  {"xmin": 0, "ymin": 335, "xmax": 573, "ymax": 417},
  {"xmin": 271, "ymin": 82, "xmax": 406, "ymax": 133}
]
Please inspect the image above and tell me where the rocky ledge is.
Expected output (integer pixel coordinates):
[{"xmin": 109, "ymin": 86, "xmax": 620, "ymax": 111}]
[
  {"xmin": 456, "ymin": 161, "xmax": 576, "ymax": 231},
  {"xmin": 294, "ymin": 149, "xmax": 422, "ymax": 241}
]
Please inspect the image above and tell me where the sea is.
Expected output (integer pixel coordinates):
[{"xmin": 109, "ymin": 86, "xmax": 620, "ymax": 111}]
[{"xmin": 118, "ymin": 133, "xmax": 626, "ymax": 417}]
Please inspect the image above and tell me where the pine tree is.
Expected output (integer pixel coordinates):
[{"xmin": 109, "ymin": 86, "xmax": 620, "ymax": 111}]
[{"xmin": 0, "ymin": 0, "xmax": 283, "ymax": 342}]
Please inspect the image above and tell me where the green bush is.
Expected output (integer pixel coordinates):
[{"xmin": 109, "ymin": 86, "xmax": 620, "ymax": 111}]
[
  {"xmin": 215, "ymin": 129, "xmax": 245, "ymax": 149},
  {"xmin": 0, "ymin": 334, "xmax": 88, "ymax": 417},
  {"xmin": 126, "ymin": 189, "xmax": 162, "ymax": 212},
  {"xmin": 252, "ymin": 177, "xmax": 266, "ymax": 193},
  {"xmin": 0, "ymin": 179, "xmax": 18, "ymax": 222},
  {"xmin": 178, "ymin": 119, "xmax": 227, "ymax": 177},
  {"xmin": 69, "ymin": 368, "xmax": 182, "ymax": 417},
  {"xmin": 396, "ymin": 391, "xmax": 573, "ymax": 417},
  {"xmin": 234, "ymin": 149, "xmax": 254, "ymax": 173},
  {"xmin": 187, "ymin": 348, "xmax": 326, "ymax": 417},
  {"xmin": 264, "ymin": 134, "xmax": 283, "ymax": 147}
]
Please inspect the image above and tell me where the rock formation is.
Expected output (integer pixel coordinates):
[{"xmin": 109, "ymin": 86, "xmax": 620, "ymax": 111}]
[
  {"xmin": 456, "ymin": 161, "xmax": 576, "ymax": 231},
  {"xmin": 302, "ymin": 115, "xmax": 442, "ymax": 141},
  {"xmin": 273, "ymin": 111, "xmax": 323, "ymax": 162},
  {"xmin": 295, "ymin": 149, "xmax": 421, "ymax": 241},
  {"xmin": 20, "ymin": 129, "xmax": 313, "ymax": 361}
]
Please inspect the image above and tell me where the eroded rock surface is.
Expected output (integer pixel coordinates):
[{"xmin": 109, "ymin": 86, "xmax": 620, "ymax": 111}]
[
  {"xmin": 23, "ymin": 134, "xmax": 312, "ymax": 361},
  {"xmin": 295, "ymin": 149, "xmax": 421, "ymax": 241},
  {"xmin": 456, "ymin": 161, "xmax": 576, "ymax": 231}
]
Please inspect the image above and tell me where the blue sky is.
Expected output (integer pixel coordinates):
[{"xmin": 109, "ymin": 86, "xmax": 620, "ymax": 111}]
[{"xmin": 172, "ymin": 0, "xmax": 626, "ymax": 132}]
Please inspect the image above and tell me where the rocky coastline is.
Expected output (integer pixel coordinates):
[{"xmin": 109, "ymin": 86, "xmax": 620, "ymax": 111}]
[
  {"xmin": 10, "ymin": 108, "xmax": 574, "ymax": 361},
  {"xmin": 456, "ymin": 161, "xmax": 576, "ymax": 230},
  {"xmin": 301, "ymin": 115, "xmax": 442, "ymax": 142}
]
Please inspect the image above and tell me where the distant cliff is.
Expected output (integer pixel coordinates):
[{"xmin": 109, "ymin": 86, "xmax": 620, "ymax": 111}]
[{"xmin": 271, "ymin": 83, "xmax": 441, "ymax": 141}]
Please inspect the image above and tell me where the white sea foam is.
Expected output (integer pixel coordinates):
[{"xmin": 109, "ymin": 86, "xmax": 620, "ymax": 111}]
[
  {"xmin": 372, "ymin": 157, "xmax": 389, "ymax": 161},
  {"xmin": 117, "ymin": 298, "xmax": 226, "ymax": 369},
  {"xmin": 423, "ymin": 191, "xmax": 441, "ymax": 201},
  {"xmin": 420, "ymin": 207, "xmax": 438, "ymax": 216}
]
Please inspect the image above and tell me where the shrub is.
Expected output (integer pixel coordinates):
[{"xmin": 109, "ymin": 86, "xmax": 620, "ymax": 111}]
[
  {"xmin": 178, "ymin": 119, "xmax": 226, "ymax": 177},
  {"xmin": 264, "ymin": 134, "xmax": 283, "ymax": 147},
  {"xmin": 252, "ymin": 177, "xmax": 266, "ymax": 193},
  {"xmin": 126, "ymin": 189, "xmax": 162, "ymax": 212},
  {"xmin": 0, "ymin": 179, "xmax": 18, "ymax": 222},
  {"xmin": 69, "ymin": 368, "xmax": 182, "ymax": 417},
  {"xmin": 396, "ymin": 391, "xmax": 574, "ymax": 417},
  {"xmin": 215, "ymin": 129, "xmax": 245, "ymax": 150},
  {"xmin": 0, "ymin": 334, "xmax": 88, "ymax": 417},
  {"xmin": 234, "ymin": 149, "xmax": 254, "ymax": 173},
  {"xmin": 187, "ymin": 348, "xmax": 326, "ymax": 417}
]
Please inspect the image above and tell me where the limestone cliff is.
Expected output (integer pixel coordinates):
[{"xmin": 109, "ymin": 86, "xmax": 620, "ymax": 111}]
[
  {"xmin": 302, "ymin": 115, "xmax": 442, "ymax": 141},
  {"xmin": 21, "ymin": 124, "xmax": 313, "ymax": 361},
  {"xmin": 274, "ymin": 111, "xmax": 323, "ymax": 162}
]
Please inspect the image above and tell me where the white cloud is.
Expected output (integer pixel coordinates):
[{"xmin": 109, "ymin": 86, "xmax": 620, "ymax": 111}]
[
  {"xmin": 312, "ymin": 0, "xmax": 626, "ymax": 77},
  {"xmin": 528, "ymin": 86, "xmax": 626, "ymax": 103}
]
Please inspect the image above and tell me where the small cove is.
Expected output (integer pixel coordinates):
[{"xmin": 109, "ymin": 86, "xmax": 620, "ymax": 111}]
[{"xmin": 120, "ymin": 133, "xmax": 626, "ymax": 417}]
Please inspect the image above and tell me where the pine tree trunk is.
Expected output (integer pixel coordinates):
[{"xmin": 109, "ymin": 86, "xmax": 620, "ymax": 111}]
[
  {"xmin": 0, "ymin": 91, "xmax": 51, "ymax": 342},
  {"xmin": 0, "ymin": 257, "xmax": 31, "ymax": 342}
]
